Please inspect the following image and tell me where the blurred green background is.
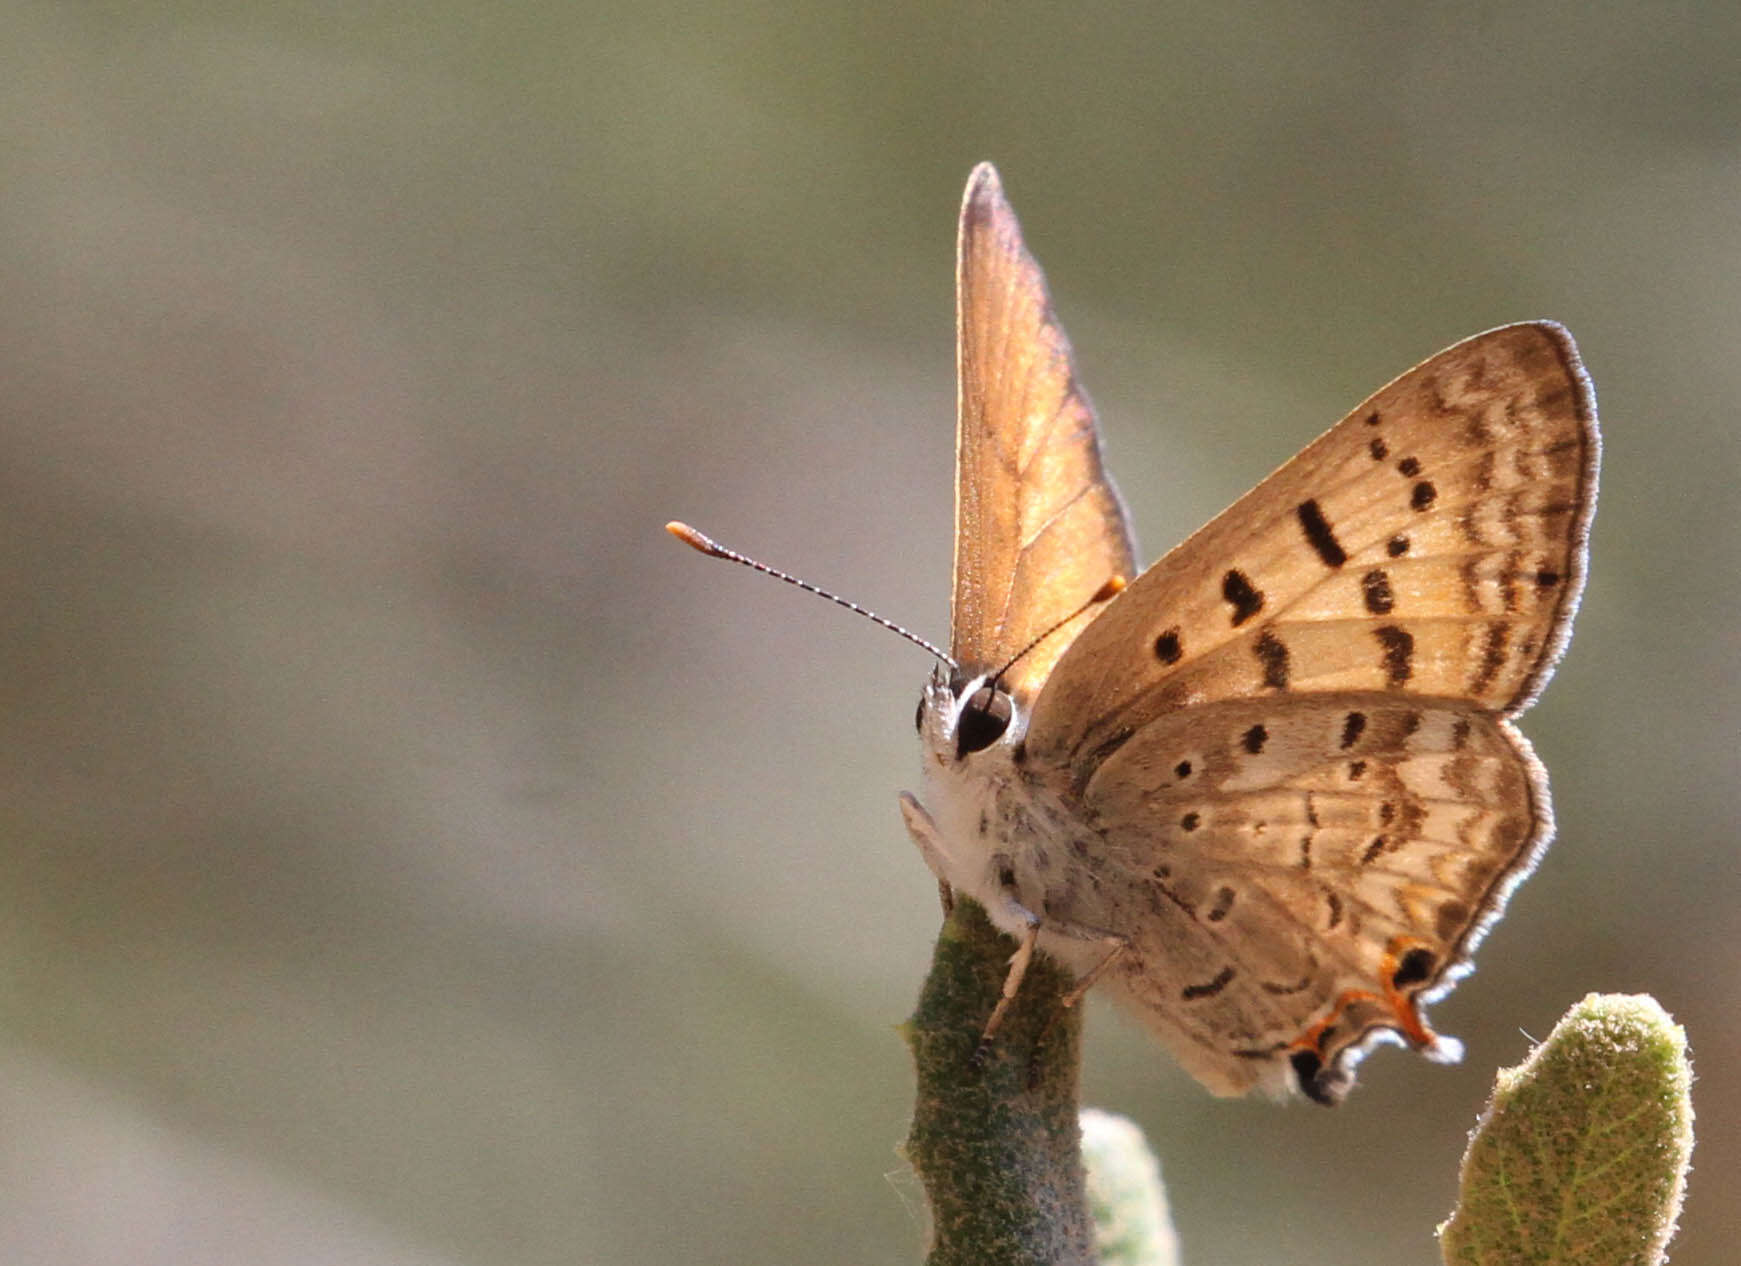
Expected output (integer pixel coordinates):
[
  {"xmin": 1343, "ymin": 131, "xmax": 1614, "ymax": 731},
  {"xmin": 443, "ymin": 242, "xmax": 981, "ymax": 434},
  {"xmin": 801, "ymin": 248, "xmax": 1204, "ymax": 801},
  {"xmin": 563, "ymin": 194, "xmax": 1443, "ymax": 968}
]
[{"xmin": 0, "ymin": 2, "xmax": 1733, "ymax": 1263}]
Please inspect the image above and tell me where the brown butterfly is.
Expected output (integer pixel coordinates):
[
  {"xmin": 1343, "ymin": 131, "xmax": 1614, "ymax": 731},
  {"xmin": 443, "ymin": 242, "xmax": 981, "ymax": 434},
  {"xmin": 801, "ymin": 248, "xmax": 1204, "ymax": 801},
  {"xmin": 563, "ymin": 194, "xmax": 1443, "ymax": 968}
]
[{"xmin": 896, "ymin": 163, "xmax": 1598, "ymax": 1103}]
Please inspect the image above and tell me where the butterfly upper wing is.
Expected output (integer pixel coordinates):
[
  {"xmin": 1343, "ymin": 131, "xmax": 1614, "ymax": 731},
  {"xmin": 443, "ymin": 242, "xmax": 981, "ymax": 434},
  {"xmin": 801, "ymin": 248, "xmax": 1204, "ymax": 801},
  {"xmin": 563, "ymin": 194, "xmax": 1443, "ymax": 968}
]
[
  {"xmin": 951, "ymin": 164, "xmax": 1136, "ymax": 700},
  {"xmin": 1021, "ymin": 323, "xmax": 1597, "ymax": 1100},
  {"xmin": 1027, "ymin": 323, "xmax": 1598, "ymax": 770}
]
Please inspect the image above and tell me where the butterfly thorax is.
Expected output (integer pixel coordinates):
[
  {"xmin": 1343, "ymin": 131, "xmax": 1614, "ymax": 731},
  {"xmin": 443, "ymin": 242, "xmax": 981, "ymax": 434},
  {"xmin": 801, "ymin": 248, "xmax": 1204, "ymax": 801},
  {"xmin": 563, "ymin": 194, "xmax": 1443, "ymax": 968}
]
[{"xmin": 914, "ymin": 670, "xmax": 1114, "ymax": 957}]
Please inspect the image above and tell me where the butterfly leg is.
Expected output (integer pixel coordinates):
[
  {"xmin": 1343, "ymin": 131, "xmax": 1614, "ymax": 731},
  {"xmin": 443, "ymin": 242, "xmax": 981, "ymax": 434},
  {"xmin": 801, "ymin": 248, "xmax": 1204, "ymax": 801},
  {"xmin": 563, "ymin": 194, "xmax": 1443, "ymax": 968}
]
[
  {"xmin": 898, "ymin": 792, "xmax": 956, "ymax": 916},
  {"xmin": 978, "ymin": 868, "xmax": 1137, "ymax": 1055},
  {"xmin": 970, "ymin": 912, "xmax": 1041, "ymax": 1070},
  {"xmin": 1059, "ymin": 937, "xmax": 1129, "ymax": 1010},
  {"xmin": 1021, "ymin": 933, "xmax": 1128, "ymax": 1086}
]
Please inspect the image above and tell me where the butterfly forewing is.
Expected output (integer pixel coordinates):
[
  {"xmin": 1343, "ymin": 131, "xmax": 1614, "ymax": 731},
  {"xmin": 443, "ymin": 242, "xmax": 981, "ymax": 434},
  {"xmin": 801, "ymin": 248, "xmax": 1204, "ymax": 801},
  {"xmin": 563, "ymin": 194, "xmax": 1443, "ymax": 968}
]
[
  {"xmin": 1027, "ymin": 323, "xmax": 1597, "ymax": 766},
  {"xmin": 951, "ymin": 164, "xmax": 1136, "ymax": 700}
]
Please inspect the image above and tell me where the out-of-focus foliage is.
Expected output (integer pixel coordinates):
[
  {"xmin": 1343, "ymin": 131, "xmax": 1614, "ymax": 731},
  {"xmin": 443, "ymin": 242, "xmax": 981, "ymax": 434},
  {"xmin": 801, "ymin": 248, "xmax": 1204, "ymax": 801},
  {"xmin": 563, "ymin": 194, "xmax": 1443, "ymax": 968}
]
[{"xmin": 1082, "ymin": 1109, "xmax": 1179, "ymax": 1266}]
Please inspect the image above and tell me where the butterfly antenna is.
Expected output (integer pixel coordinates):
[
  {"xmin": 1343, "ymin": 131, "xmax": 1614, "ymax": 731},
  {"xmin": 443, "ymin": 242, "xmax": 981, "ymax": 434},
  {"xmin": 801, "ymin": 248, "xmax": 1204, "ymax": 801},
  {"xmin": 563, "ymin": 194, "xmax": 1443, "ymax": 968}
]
[
  {"xmin": 987, "ymin": 575, "xmax": 1127, "ymax": 687},
  {"xmin": 666, "ymin": 521, "xmax": 957, "ymax": 669}
]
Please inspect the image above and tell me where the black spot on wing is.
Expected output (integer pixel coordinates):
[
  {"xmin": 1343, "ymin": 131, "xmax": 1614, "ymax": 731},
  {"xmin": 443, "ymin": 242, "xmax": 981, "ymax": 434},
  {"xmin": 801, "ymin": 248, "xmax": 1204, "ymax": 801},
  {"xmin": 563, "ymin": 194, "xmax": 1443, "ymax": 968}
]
[
  {"xmin": 1295, "ymin": 500, "xmax": 1347, "ymax": 568},
  {"xmin": 1397, "ymin": 456, "xmax": 1422, "ymax": 477},
  {"xmin": 1290, "ymin": 1050, "xmax": 1343, "ymax": 1107},
  {"xmin": 1182, "ymin": 965, "xmax": 1236, "ymax": 1001},
  {"xmin": 1154, "ymin": 627, "xmax": 1183, "ymax": 664},
  {"xmin": 1242, "ymin": 723, "xmax": 1268, "ymax": 754},
  {"xmin": 1222, "ymin": 569, "xmax": 1265, "ymax": 626},
  {"xmin": 1391, "ymin": 947, "xmax": 1437, "ymax": 989},
  {"xmin": 1374, "ymin": 625, "xmax": 1414, "ymax": 687},
  {"xmin": 1205, "ymin": 886, "xmax": 1236, "ymax": 922},
  {"xmin": 1411, "ymin": 481, "xmax": 1438, "ymax": 511},
  {"xmin": 1361, "ymin": 568, "xmax": 1395, "ymax": 615},
  {"xmin": 1368, "ymin": 436, "xmax": 1388, "ymax": 460},
  {"xmin": 1340, "ymin": 711, "xmax": 1366, "ymax": 749},
  {"xmin": 1254, "ymin": 631, "xmax": 1290, "ymax": 689},
  {"xmin": 1386, "ymin": 535, "xmax": 1410, "ymax": 558},
  {"xmin": 1180, "ymin": 812, "xmax": 1200, "ymax": 832}
]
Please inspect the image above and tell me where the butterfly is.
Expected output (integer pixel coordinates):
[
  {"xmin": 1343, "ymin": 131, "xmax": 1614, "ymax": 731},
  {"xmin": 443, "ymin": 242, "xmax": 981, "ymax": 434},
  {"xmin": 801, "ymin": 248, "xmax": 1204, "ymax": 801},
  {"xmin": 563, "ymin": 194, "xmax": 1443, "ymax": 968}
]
[{"xmin": 896, "ymin": 163, "xmax": 1599, "ymax": 1104}]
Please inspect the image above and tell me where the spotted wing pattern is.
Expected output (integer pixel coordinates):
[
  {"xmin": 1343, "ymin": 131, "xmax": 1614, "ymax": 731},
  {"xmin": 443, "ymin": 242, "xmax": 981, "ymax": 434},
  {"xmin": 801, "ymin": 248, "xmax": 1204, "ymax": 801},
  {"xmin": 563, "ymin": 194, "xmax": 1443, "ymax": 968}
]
[{"xmin": 1023, "ymin": 323, "xmax": 1597, "ymax": 1101}]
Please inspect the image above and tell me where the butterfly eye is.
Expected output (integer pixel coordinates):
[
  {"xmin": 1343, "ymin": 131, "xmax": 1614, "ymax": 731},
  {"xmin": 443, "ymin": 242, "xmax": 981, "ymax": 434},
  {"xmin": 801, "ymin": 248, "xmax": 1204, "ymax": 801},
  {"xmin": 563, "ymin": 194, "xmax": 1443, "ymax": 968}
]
[
  {"xmin": 914, "ymin": 695, "xmax": 926, "ymax": 734},
  {"xmin": 955, "ymin": 685, "xmax": 1013, "ymax": 757}
]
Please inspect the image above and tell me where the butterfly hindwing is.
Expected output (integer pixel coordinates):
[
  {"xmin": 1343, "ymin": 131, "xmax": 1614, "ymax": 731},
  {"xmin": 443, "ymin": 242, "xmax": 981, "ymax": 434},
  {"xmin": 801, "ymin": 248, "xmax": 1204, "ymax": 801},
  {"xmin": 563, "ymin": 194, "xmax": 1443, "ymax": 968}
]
[{"xmin": 1075, "ymin": 694, "xmax": 1545, "ymax": 1100}]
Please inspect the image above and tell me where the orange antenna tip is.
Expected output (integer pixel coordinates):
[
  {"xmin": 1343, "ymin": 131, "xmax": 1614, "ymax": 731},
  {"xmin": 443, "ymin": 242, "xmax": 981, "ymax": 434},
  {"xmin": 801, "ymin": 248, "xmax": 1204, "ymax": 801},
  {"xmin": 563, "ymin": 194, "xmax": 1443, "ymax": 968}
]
[
  {"xmin": 1095, "ymin": 575, "xmax": 1128, "ymax": 601},
  {"xmin": 665, "ymin": 521, "xmax": 722, "ymax": 556}
]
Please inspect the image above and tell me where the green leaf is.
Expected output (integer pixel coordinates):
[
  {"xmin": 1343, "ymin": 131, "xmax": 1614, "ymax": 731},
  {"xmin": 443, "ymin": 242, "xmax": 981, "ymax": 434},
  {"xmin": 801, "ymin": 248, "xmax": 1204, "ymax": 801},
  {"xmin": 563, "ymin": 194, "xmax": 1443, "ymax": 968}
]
[{"xmin": 1439, "ymin": 993, "xmax": 1693, "ymax": 1266}]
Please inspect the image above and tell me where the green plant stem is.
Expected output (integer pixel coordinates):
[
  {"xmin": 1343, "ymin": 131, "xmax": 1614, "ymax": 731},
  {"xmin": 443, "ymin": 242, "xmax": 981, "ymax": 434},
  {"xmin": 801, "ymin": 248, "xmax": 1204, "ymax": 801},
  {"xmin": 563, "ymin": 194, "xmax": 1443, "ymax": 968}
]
[{"xmin": 902, "ymin": 898, "xmax": 1095, "ymax": 1266}]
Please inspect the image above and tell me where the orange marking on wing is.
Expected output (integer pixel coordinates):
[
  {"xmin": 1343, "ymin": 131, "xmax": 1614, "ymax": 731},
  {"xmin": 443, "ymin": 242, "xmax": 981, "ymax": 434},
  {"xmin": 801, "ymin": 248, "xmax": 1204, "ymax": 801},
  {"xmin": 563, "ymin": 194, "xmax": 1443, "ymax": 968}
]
[
  {"xmin": 1289, "ymin": 937, "xmax": 1442, "ymax": 1054},
  {"xmin": 1378, "ymin": 936, "xmax": 1439, "ymax": 1049},
  {"xmin": 1290, "ymin": 989, "xmax": 1383, "ymax": 1053}
]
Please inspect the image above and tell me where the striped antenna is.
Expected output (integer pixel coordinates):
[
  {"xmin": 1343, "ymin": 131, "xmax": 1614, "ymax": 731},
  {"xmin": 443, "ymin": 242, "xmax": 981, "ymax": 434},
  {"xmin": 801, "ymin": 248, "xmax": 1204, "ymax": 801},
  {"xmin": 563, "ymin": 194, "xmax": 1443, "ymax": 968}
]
[{"xmin": 666, "ymin": 521, "xmax": 956, "ymax": 669}]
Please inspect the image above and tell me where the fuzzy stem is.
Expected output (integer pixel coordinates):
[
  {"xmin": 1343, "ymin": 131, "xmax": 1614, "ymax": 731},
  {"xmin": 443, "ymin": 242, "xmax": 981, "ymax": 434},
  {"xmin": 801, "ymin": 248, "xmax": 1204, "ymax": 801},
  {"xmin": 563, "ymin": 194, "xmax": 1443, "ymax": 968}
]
[{"xmin": 902, "ymin": 898, "xmax": 1096, "ymax": 1266}]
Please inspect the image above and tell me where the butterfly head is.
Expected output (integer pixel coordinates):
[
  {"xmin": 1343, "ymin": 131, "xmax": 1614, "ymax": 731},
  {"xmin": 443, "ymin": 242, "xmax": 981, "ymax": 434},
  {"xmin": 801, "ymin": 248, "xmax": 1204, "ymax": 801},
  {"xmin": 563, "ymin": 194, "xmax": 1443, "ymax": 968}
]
[{"xmin": 916, "ymin": 667, "xmax": 1023, "ymax": 762}]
